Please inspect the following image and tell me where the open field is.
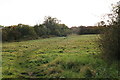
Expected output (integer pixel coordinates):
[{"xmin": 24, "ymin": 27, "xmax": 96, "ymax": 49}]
[{"xmin": 2, "ymin": 34, "xmax": 119, "ymax": 78}]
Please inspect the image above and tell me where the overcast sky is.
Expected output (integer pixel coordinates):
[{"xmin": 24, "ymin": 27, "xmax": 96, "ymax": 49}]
[{"xmin": 0, "ymin": 0, "xmax": 119, "ymax": 27}]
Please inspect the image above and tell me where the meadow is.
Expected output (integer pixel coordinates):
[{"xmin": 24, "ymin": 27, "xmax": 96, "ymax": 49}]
[{"xmin": 2, "ymin": 34, "xmax": 119, "ymax": 78}]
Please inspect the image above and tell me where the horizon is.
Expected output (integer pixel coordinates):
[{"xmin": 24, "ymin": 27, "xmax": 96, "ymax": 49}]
[{"xmin": 0, "ymin": 0, "xmax": 119, "ymax": 27}]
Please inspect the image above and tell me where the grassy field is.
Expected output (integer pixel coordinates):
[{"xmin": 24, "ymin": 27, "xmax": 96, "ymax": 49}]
[{"xmin": 2, "ymin": 34, "xmax": 119, "ymax": 78}]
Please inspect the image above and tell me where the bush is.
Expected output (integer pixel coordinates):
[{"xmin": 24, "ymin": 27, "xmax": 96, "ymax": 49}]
[
  {"xmin": 2, "ymin": 24, "xmax": 38, "ymax": 42},
  {"xmin": 99, "ymin": 2, "xmax": 120, "ymax": 61},
  {"xmin": 99, "ymin": 25, "xmax": 120, "ymax": 61}
]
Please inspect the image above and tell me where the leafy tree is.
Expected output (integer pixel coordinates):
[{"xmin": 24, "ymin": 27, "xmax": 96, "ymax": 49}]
[
  {"xmin": 43, "ymin": 16, "xmax": 59, "ymax": 35},
  {"xmin": 2, "ymin": 24, "xmax": 38, "ymax": 42},
  {"xmin": 2, "ymin": 27, "xmax": 10, "ymax": 41},
  {"xmin": 43, "ymin": 16, "xmax": 69, "ymax": 37},
  {"xmin": 78, "ymin": 26, "xmax": 100, "ymax": 35},
  {"xmin": 58, "ymin": 24, "xmax": 70, "ymax": 36},
  {"xmin": 70, "ymin": 26, "xmax": 80, "ymax": 34},
  {"xmin": 34, "ymin": 24, "xmax": 49, "ymax": 37},
  {"xmin": 99, "ymin": 2, "xmax": 120, "ymax": 61}
]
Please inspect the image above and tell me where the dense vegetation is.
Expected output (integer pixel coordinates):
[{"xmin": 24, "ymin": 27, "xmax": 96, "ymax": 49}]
[
  {"xmin": 2, "ymin": 16, "xmax": 101, "ymax": 42},
  {"xmin": 70, "ymin": 26, "xmax": 101, "ymax": 35},
  {"xmin": 99, "ymin": 2, "xmax": 120, "ymax": 61},
  {"xmin": 2, "ymin": 16, "xmax": 70, "ymax": 42},
  {"xmin": 2, "ymin": 35, "xmax": 119, "ymax": 78},
  {"xmin": 2, "ymin": 24, "xmax": 38, "ymax": 42}
]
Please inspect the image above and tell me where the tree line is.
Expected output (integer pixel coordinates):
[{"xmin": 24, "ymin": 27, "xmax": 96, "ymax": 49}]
[
  {"xmin": 2, "ymin": 16, "xmax": 71, "ymax": 42},
  {"xmin": 70, "ymin": 26, "xmax": 102, "ymax": 35},
  {"xmin": 1, "ymin": 16, "xmax": 102, "ymax": 42}
]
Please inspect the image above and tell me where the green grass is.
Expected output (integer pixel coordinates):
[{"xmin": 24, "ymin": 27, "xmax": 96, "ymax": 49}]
[{"xmin": 2, "ymin": 34, "xmax": 119, "ymax": 78}]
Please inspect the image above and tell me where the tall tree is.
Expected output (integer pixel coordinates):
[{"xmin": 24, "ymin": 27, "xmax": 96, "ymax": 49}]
[{"xmin": 43, "ymin": 16, "xmax": 69, "ymax": 36}]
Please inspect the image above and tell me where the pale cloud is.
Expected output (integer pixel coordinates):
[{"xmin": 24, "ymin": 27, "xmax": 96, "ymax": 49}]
[{"xmin": 0, "ymin": 0, "xmax": 119, "ymax": 27}]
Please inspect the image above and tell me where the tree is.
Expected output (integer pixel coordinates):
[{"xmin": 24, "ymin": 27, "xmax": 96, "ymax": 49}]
[
  {"xmin": 70, "ymin": 26, "xmax": 80, "ymax": 34},
  {"xmin": 43, "ymin": 16, "xmax": 69, "ymax": 37},
  {"xmin": 99, "ymin": 2, "xmax": 120, "ymax": 61},
  {"xmin": 16, "ymin": 24, "xmax": 38, "ymax": 40},
  {"xmin": 78, "ymin": 26, "xmax": 100, "ymax": 35},
  {"xmin": 43, "ymin": 16, "xmax": 60, "ymax": 35},
  {"xmin": 2, "ymin": 27, "xmax": 10, "ymax": 41},
  {"xmin": 58, "ymin": 24, "xmax": 70, "ymax": 36},
  {"xmin": 34, "ymin": 24, "xmax": 49, "ymax": 37},
  {"xmin": 2, "ymin": 24, "xmax": 38, "ymax": 42}
]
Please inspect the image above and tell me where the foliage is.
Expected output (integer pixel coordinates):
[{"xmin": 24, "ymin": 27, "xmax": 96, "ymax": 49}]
[
  {"xmin": 70, "ymin": 26, "xmax": 80, "ymax": 34},
  {"xmin": 99, "ymin": 2, "xmax": 120, "ymax": 61},
  {"xmin": 70, "ymin": 26, "xmax": 101, "ymax": 35},
  {"xmin": 42, "ymin": 16, "xmax": 70, "ymax": 37},
  {"xmin": 34, "ymin": 24, "xmax": 48, "ymax": 37},
  {"xmin": 2, "ymin": 16, "xmax": 70, "ymax": 42},
  {"xmin": 78, "ymin": 26, "xmax": 100, "ymax": 35},
  {"xmin": 2, "ymin": 24, "xmax": 38, "ymax": 42}
]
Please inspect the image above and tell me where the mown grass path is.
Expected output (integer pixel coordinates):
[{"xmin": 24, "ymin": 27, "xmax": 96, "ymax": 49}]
[{"xmin": 2, "ymin": 35, "xmax": 119, "ymax": 78}]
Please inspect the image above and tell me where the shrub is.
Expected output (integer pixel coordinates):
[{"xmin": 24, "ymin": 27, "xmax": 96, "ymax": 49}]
[{"xmin": 99, "ymin": 2, "xmax": 120, "ymax": 61}]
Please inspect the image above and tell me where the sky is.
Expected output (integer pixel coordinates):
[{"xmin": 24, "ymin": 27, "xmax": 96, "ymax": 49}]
[{"xmin": 0, "ymin": 0, "xmax": 119, "ymax": 27}]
